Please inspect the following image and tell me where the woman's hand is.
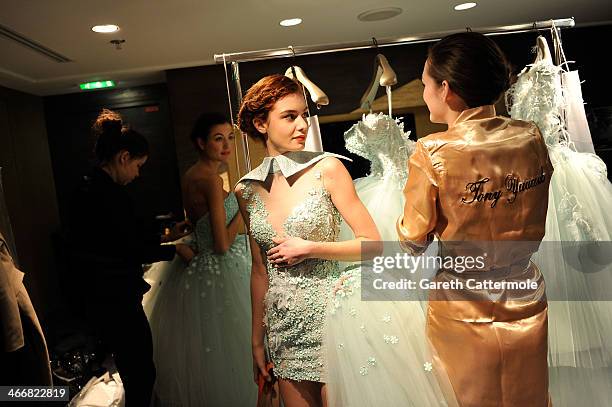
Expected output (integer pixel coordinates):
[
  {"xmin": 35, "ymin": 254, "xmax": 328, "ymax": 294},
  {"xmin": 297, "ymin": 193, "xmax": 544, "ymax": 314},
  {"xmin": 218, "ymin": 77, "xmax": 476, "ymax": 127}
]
[
  {"xmin": 164, "ymin": 220, "xmax": 191, "ymax": 242},
  {"xmin": 175, "ymin": 243, "xmax": 195, "ymax": 262},
  {"xmin": 267, "ymin": 236, "xmax": 313, "ymax": 267},
  {"xmin": 252, "ymin": 342, "xmax": 272, "ymax": 384}
]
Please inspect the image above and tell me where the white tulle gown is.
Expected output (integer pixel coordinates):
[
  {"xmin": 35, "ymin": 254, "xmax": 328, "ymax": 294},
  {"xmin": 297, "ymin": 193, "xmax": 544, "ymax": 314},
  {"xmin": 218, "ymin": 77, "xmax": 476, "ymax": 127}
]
[
  {"xmin": 326, "ymin": 113, "xmax": 457, "ymax": 406},
  {"xmin": 144, "ymin": 193, "xmax": 256, "ymax": 407},
  {"xmin": 506, "ymin": 53, "xmax": 612, "ymax": 405}
]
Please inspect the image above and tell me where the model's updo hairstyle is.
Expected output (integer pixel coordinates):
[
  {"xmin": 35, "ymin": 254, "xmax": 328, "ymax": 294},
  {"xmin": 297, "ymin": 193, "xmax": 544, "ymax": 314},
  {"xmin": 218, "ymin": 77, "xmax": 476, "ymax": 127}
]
[
  {"xmin": 93, "ymin": 109, "xmax": 149, "ymax": 164},
  {"xmin": 427, "ymin": 32, "xmax": 511, "ymax": 108},
  {"xmin": 238, "ymin": 74, "xmax": 303, "ymax": 143},
  {"xmin": 190, "ymin": 112, "xmax": 230, "ymax": 152}
]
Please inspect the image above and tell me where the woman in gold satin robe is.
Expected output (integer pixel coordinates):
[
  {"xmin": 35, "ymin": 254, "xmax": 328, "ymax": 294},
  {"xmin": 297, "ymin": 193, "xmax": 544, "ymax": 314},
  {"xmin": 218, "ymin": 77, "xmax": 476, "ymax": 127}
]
[{"xmin": 397, "ymin": 32, "xmax": 554, "ymax": 406}]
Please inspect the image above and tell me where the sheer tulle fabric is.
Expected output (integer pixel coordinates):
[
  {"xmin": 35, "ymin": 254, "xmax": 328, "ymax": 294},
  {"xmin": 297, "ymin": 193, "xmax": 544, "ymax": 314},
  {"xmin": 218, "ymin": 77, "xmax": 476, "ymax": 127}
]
[
  {"xmin": 507, "ymin": 57, "xmax": 612, "ymax": 404},
  {"xmin": 328, "ymin": 114, "xmax": 457, "ymax": 406},
  {"xmin": 146, "ymin": 193, "xmax": 256, "ymax": 406}
]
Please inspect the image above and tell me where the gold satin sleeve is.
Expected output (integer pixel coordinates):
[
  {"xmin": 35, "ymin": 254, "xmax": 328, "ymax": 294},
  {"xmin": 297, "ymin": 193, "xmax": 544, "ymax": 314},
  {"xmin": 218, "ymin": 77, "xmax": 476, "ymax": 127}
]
[{"xmin": 396, "ymin": 141, "xmax": 438, "ymax": 254}]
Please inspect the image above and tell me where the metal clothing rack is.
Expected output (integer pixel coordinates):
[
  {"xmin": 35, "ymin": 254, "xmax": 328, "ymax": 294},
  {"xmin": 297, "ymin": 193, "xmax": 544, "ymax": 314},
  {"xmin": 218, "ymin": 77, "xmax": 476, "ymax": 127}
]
[
  {"xmin": 214, "ymin": 18, "xmax": 574, "ymax": 64},
  {"xmin": 215, "ymin": 17, "xmax": 575, "ymax": 175}
]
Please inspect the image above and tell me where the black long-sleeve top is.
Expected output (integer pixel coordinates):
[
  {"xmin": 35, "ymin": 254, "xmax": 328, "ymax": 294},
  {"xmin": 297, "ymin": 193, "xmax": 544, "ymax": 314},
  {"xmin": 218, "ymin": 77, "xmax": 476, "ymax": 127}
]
[{"xmin": 67, "ymin": 167, "xmax": 175, "ymax": 303}]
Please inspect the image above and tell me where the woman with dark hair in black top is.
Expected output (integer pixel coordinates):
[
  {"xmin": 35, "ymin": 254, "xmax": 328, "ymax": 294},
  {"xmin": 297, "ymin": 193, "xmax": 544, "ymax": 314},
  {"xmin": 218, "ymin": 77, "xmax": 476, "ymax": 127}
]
[{"xmin": 67, "ymin": 109, "xmax": 190, "ymax": 406}]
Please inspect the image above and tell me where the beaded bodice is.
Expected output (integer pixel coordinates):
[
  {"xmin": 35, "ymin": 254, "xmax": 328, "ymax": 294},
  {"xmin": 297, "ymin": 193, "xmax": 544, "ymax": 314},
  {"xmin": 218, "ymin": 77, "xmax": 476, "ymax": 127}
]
[
  {"xmin": 239, "ymin": 171, "xmax": 342, "ymax": 281},
  {"xmin": 344, "ymin": 113, "xmax": 415, "ymax": 186},
  {"xmin": 193, "ymin": 192, "xmax": 240, "ymax": 254}
]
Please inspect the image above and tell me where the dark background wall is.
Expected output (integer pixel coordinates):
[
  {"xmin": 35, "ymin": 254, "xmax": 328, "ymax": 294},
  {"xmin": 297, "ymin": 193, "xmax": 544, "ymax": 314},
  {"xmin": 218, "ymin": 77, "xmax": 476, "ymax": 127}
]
[
  {"xmin": 0, "ymin": 85, "xmax": 61, "ymax": 319},
  {"xmin": 44, "ymin": 84, "xmax": 182, "ymax": 229}
]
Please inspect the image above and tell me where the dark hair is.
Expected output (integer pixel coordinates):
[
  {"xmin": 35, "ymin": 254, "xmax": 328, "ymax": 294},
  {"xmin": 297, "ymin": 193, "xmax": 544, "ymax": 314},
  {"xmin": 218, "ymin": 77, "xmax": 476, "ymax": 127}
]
[
  {"xmin": 92, "ymin": 109, "xmax": 149, "ymax": 164},
  {"xmin": 238, "ymin": 74, "xmax": 303, "ymax": 143},
  {"xmin": 427, "ymin": 32, "xmax": 511, "ymax": 108},
  {"xmin": 190, "ymin": 112, "xmax": 230, "ymax": 151}
]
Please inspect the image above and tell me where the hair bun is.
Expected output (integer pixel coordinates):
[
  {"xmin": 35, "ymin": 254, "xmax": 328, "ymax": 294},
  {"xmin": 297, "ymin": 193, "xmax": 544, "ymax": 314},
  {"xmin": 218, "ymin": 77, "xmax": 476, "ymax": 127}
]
[{"xmin": 93, "ymin": 108, "xmax": 123, "ymax": 136}]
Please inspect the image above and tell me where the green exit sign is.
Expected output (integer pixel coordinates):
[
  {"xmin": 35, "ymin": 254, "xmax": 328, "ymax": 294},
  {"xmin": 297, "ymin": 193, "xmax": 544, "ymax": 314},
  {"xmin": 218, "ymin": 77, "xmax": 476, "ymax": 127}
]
[{"xmin": 79, "ymin": 80, "xmax": 115, "ymax": 90}]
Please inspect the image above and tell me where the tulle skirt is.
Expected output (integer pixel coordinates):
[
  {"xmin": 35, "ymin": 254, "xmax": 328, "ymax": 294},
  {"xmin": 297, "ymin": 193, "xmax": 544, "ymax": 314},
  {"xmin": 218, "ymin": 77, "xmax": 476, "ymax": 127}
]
[
  {"xmin": 339, "ymin": 175, "xmax": 405, "ymax": 243},
  {"xmin": 143, "ymin": 234, "xmax": 195, "ymax": 317},
  {"xmin": 324, "ymin": 265, "xmax": 457, "ymax": 406},
  {"xmin": 536, "ymin": 145, "xmax": 612, "ymax": 366},
  {"xmin": 331, "ymin": 175, "xmax": 456, "ymax": 405},
  {"xmin": 145, "ymin": 237, "xmax": 257, "ymax": 407},
  {"xmin": 534, "ymin": 144, "xmax": 612, "ymax": 405}
]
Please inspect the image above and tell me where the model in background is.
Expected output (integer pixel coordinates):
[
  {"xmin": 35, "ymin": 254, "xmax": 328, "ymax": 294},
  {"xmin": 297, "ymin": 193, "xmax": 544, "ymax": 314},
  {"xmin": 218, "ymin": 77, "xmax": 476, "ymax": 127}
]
[{"xmin": 147, "ymin": 113, "xmax": 256, "ymax": 406}]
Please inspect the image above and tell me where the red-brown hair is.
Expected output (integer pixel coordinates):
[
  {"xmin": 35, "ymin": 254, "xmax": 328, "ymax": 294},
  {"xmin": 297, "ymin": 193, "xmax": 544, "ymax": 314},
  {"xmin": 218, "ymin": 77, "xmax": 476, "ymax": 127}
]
[{"xmin": 237, "ymin": 74, "xmax": 303, "ymax": 143}]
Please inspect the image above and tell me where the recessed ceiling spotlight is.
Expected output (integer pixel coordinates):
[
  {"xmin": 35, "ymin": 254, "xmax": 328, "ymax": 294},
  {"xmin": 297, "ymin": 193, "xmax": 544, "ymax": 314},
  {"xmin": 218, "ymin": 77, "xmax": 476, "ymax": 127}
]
[
  {"xmin": 280, "ymin": 18, "xmax": 302, "ymax": 27},
  {"xmin": 358, "ymin": 7, "xmax": 403, "ymax": 22},
  {"xmin": 454, "ymin": 2, "xmax": 477, "ymax": 11},
  {"xmin": 91, "ymin": 24, "xmax": 120, "ymax": 33}
]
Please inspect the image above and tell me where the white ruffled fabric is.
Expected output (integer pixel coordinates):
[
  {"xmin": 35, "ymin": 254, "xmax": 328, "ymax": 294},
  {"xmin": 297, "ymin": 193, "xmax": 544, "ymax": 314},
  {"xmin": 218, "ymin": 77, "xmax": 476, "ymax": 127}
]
[
  {"xmin": 563, "ymin": 70, "xmax": 596, "ymax": 154},
  {"xmin": 507, "ymin": 57, "xmax": 612, "ymax": 405},
  {"xmin": 339, "ymin": 113, "xmax": 415, "ymax": 244},
  {"xmin": 142, "ymin": 234, "xmax": 194, "ymax": 317},
  {"xmin": 326, "ymin": 265, "xmax": 457, "ymax": 407},
  {"xmin": 326, "ymin": 114, "xmax": 457, "ymax": 406}
]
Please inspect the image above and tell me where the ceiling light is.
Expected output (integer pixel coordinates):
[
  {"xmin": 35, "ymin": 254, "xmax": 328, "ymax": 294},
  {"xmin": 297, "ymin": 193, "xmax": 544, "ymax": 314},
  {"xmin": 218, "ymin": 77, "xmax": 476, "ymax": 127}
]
[
  {"xmin": 280, "ymin": 18, "xmax": 302, "ymax": 27},
  {"xmin": 454, "ymin": 2, "xmax": 477, "ymax": 11},
  {"xmin": 91, "ymin": 24, "xmax": 120, "ymax": 33},
  {"xmin": 358, "ymin": 7, "xmax": 403, "ymax": 22}
]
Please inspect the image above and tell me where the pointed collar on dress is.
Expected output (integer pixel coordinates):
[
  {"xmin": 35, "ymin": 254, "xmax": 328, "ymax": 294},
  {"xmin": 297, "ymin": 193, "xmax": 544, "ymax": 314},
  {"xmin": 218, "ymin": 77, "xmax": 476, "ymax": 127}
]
[
  {"xmin": 451, "ymin": 105, "xmax": 496, "ymax": 127},
  {"xmin": 237, "ymin": 151, "xmax": 351, "ymax": 183}
]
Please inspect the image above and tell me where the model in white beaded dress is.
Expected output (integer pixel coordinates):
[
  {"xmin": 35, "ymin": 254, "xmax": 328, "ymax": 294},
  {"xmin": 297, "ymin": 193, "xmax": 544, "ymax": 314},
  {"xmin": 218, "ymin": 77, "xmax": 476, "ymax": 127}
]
[{"xmin": 235, "ymin": 74, "xmax": 381, "ymax": 407}]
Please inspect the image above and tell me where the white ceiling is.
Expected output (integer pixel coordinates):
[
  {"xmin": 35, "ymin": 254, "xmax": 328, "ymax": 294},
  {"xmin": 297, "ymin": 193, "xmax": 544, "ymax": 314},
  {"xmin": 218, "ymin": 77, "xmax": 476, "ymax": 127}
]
[{"xmin": 1, "ymin": 0, "xmax": 610, "ymax": 96}]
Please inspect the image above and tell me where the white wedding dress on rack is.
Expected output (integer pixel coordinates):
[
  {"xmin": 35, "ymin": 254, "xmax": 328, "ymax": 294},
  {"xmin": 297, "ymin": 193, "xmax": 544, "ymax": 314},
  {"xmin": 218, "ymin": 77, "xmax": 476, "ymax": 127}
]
[
  {"xmin": 325, "ymin": 113, "xmax": 457, "ymax": 406},
  {"xmin": 506, "ymin": 35, "xmax": 612, "ymax": 405},
  {"xmin": 338, "ymin": 113, "xmax": 415, "ymax": 242}
]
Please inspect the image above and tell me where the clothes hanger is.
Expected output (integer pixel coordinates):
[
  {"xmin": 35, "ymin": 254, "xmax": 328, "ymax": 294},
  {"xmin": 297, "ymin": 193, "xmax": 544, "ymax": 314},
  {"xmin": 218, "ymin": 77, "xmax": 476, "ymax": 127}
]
[
  {"xmin": 359, "ymin": 38, "xmax": 398, "ymax": 113},
  {"xmin": 283, "ymin": 46, "xmax": 326, "ymax": 151},
  {"xmin": 530, "ymin": 22, "xmax": 552, "ymax": 64},
  {"xmin": 284, "ymin": 46, "xmax": 330, "ymax": 107},
  {"xmin": 533, "ymin": 35, "xmax": 553, "ymax": 63}
]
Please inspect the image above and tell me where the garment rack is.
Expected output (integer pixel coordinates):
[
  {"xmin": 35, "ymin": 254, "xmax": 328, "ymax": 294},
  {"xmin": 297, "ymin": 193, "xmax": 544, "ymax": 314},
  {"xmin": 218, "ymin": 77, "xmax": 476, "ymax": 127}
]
[
  {"xmin": 214, "ymin": 18, "xmax": 574, "ymax": 64},
  {"xmin": 216, "ymin": 17, "xmax": 575, "ymax": 177}
]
